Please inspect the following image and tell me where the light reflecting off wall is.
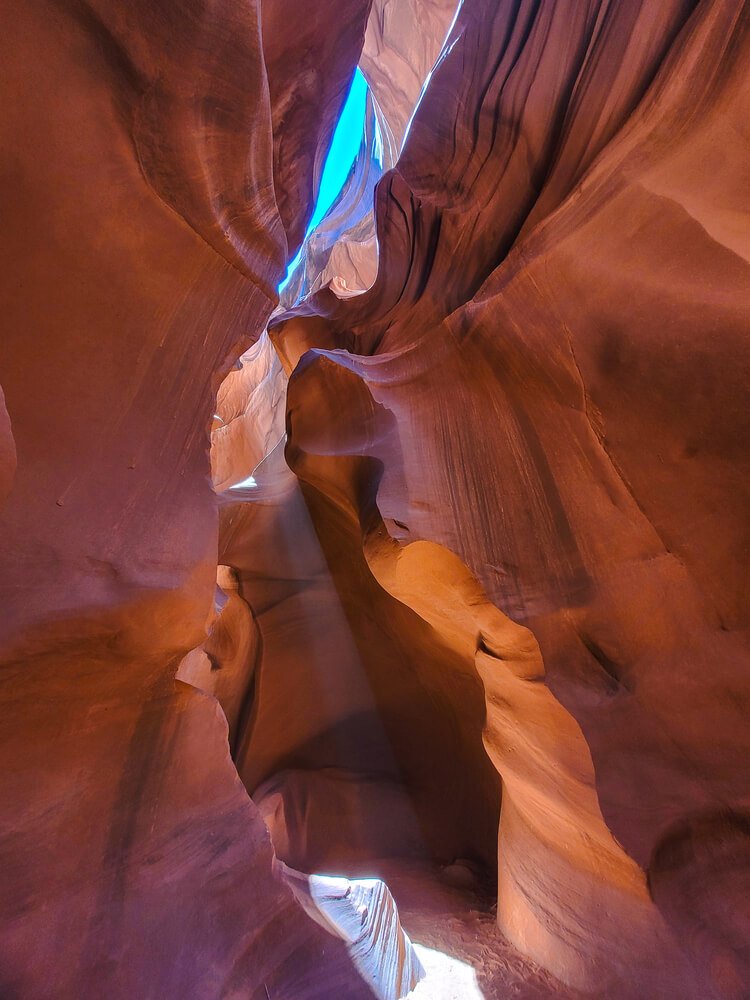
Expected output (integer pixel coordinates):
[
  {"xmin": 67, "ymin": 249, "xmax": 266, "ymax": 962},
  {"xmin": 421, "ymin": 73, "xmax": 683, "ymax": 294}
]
[
  {"xmin": 229, "ymin": 474, "xmax": 257, "ymax": 490},
  {"xmin": 407, "ymin": 944, "xmax": 486, "ymax": 999}
]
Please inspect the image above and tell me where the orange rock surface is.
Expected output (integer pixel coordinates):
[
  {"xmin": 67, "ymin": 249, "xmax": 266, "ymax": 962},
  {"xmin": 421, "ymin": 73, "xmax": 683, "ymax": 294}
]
[
  {"xmin": 2, "ymin": 0, "xmax": 749, "ymax": 998},
  {"xmin": 263, "ymin": 0, "xmax": 750, "ymax": 995}
]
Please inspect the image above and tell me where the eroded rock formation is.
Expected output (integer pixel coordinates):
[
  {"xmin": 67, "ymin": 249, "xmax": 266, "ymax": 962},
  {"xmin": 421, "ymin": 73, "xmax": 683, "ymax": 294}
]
[
  {"xmin": 279, "ymin": 0, "xmax": 459, "ymax": 305},
  {"xmin": 0, "ymin": 0, "xmax": 375, "ymax": 996},
  {"xmin": 278, "ymin": 861, "xmax": 425, "ymax": 999},
  {"xmin": 2, "ymin": 0, "xmax": 749, "ymax": 998},
  {"xmin": 251, "ymin": 0, "xmax": 750, "ymax": 996}
]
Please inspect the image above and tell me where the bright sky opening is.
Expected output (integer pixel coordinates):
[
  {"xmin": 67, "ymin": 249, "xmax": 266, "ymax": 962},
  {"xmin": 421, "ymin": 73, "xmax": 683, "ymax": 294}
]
[{"xmin": 280, "ymin": 67, "xmax": 368, "ymax": 290}]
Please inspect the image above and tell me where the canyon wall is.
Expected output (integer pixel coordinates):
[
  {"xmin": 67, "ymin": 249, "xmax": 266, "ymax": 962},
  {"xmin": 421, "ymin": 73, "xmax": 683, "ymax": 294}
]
[
  {"xmin": 0, "ymin": 0, "xmax": 376, "ymax": 996},
  {"xmin": 2, "ymin": 0, "xmax": 749, "ymax": 998},
  {"xmin": 251, "ymin": 0, "xmax": 750, "ymax": 996}
]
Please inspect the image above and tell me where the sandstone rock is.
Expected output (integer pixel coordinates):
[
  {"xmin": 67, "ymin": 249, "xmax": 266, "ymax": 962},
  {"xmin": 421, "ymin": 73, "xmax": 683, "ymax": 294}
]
[
  {"xmin": 280, "ymin": 0, "xmax": 461, "ymax": 305},
  {"xmin": 3, "ymin": 0, "xmax": 748, "ymax": 996},
  {"xmin": 263, "ymin": 0, "xmax": 750, "ymax": 994},
  {"xmin": 0, "ymin": 0, "xmax": 373, "ymax": 995}
]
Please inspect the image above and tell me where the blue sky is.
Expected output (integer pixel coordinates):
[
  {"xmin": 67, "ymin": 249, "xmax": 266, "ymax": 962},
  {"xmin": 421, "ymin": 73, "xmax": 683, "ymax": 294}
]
[
  {"xmin": 308, "ymin": 67, "xmax": 368, "ymax": 231},
  {"xmin": 280, "ymin": 67, "xmax": 368, "ymax": 290}
]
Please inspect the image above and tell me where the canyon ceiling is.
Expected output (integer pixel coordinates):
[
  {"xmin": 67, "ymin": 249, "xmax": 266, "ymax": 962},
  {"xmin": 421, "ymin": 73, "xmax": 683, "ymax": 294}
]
[{"xmin": 1, "ymin": 1, "xmax": 749, "ymax": 998}]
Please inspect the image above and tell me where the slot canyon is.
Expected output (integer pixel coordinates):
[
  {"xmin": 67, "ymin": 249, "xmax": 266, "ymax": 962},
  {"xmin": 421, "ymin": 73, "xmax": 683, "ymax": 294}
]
[{"xmin": 1, "ymin": 0, "xmax": 749, "ymax": 997}]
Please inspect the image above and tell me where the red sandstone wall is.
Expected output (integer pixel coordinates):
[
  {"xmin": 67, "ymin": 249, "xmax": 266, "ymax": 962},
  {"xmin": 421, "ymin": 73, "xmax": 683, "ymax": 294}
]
[{"xmin": 0, "ymin": 0, "xmax": 374, "ymax": 996}]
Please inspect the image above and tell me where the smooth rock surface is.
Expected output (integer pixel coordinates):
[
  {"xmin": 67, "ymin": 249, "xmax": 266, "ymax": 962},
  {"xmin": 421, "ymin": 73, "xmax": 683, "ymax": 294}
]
[
  {"xmin": 0, "ymin": 0, "xmax": 373, "ymax": 996},
  {"xmin": 278, "ymin": 861, "xmax": 424, "ymax": 1000},
  {"xmin": 260, "ymin": 0, "xmax": 750, "ymax": 995},
  {"xmin": 3, "ymin": 0, "xmax": 749, "ymax": 997}
]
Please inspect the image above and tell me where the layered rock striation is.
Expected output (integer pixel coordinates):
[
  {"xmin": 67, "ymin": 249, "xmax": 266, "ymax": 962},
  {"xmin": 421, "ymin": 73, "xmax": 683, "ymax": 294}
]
[
  {"xmin": 258, "ymin": 0, "xmax": 750, "ymax": 995},
  {"xmin": 0, "ymin": 0, "xmax": 376, "ymax": 996},
  {"xmin": 2, "ymin": 0, "xmax": 749, "ymax": 998}
]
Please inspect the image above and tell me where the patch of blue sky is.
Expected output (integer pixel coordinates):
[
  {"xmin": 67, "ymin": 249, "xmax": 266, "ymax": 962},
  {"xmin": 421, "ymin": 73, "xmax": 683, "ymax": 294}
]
[{"xmin": 279, "ymin": 67, "xmax": 368, "ymax": 292}]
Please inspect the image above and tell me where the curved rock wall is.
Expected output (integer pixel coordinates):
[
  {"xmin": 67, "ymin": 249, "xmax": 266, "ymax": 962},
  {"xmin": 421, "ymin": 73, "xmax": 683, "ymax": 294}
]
[
  {"xmin": 0, "ymin": 0, "xmax": 374, "ymax": 996},
  {"xmin": 257, "ymin": 0, "xmax": 750, "ymax": 995},
  {"xmin": 280, "ymin": 0, "xmax": 461, "ymax": 305},
  {"xmin": 3, "ymin": 0, "xmax": 749, "ymax": 997}
]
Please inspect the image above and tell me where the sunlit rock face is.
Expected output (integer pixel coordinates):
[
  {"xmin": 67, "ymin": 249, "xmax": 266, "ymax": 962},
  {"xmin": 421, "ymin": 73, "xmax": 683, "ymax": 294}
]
[
  {"xmin": 360, "ymin": 0, "xmax": 459, "ymax": 151},
  {"xmin": 211, "ymin": 332, "xmax": 289, "ymax": 493},
  {"xmin": 277, "ymin": 862, "xmax": 425, "ymax": 1000},
  {"xmin": 279, "ymin": 96, "xmax": 384, "ymax": 305}
]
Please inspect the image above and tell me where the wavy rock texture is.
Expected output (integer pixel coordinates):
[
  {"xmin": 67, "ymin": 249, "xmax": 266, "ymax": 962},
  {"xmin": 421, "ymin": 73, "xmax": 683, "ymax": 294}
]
[
  {"xmin": 176, "ymin": 565, "xmax": 259, "ymax": 744},
  {"xmin": 279, "ymin": 98, "xmax": 385, "ymax": 305},
  {"xmin": 252, "ymin": 0, "xmax": 750, "ymax": 996},
  {"xmin": 3, "ymin": 0, "xmax": 749, "ymax": 997},
  {"xmin": 217, "ymin": 440, "xmax": 500, "ymax": 872},
  {"xmin": 212, "ymin": 332, "xmax": 289, "ymax": 492},
  {"xmin": 278, "ymin": 862, "xmax": 425, "ymax": 1000},
  {"xmin": 262, "ymin": 0, "xmax": 377, "ymax": 258},
  {"xmin": 0, "ymin": 0, "xmax": 375, "ymax": 997},
  {"xmin": 280, "ymin": 0, "xmax": 459, "ymax": 306},
  {"xmin": 360, "ymin": 0, "xmax": 459, "ymax": 151}
]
